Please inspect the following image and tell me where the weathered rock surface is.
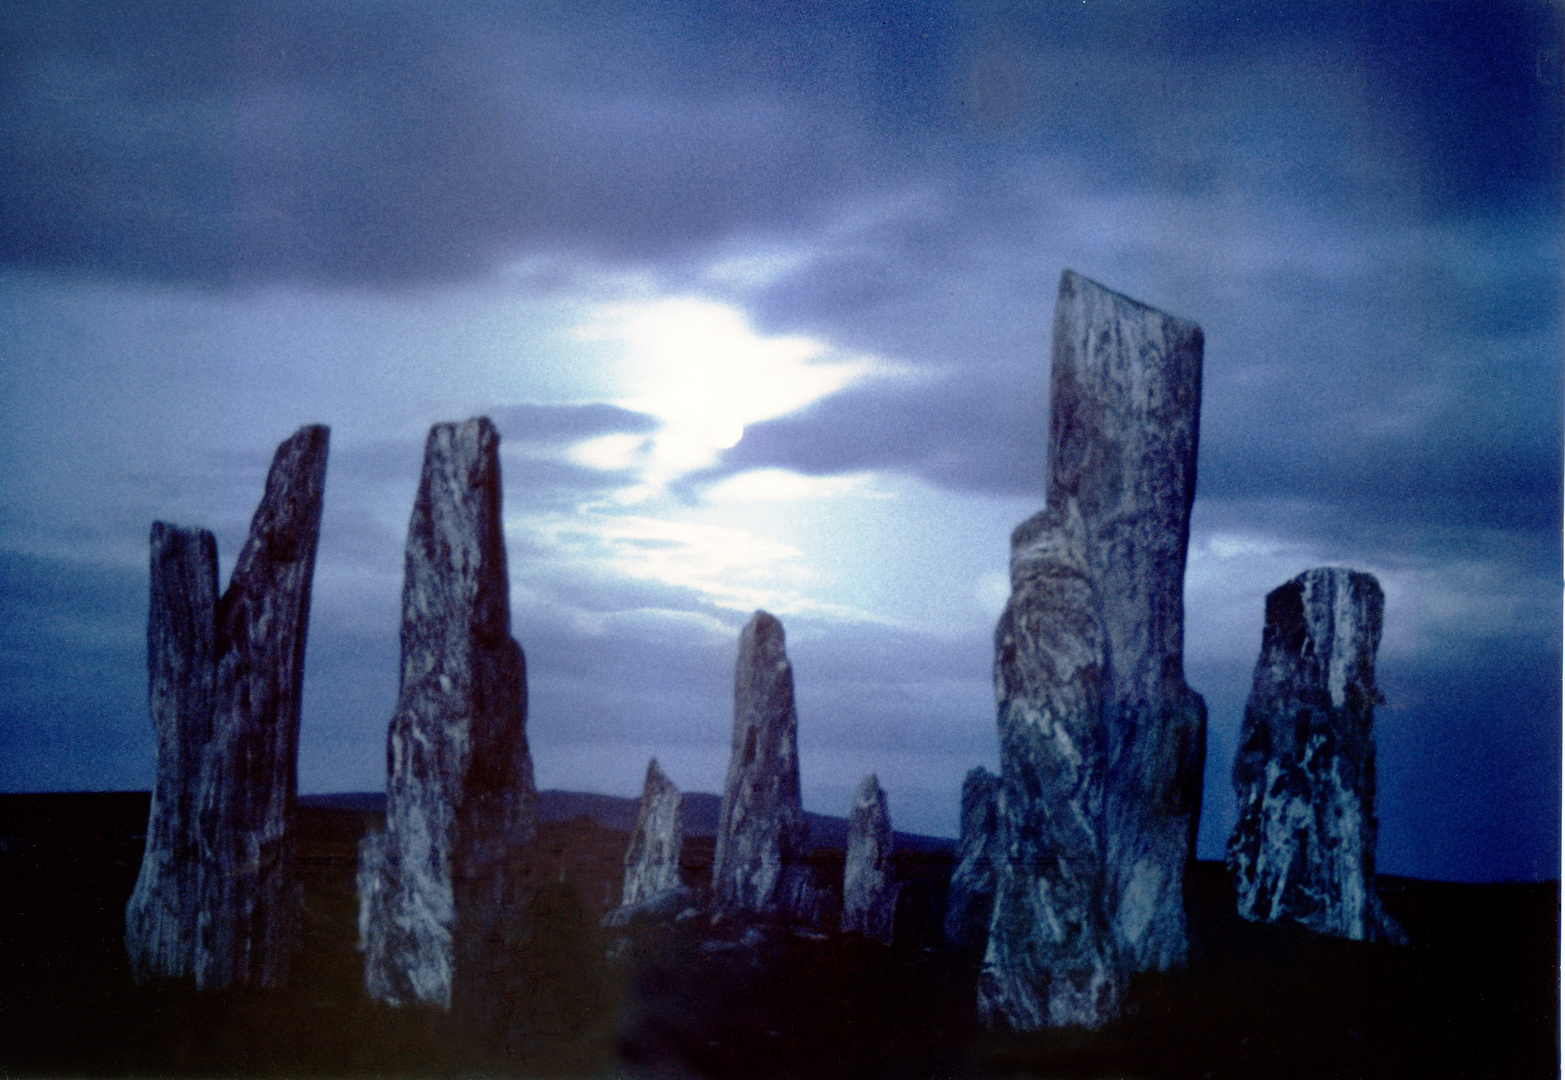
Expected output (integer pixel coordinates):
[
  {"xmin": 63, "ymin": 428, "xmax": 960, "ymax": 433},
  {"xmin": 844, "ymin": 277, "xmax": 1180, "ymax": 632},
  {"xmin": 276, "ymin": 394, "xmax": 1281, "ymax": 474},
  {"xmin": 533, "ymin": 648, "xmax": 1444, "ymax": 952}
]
[
  {"xmin": 125, "ymin": 524, "xmax": 219, "ymax": 982},
  {"xmin": 983, "ymin": 499, "xmax": 1119, "ymax": 1028},
  {"xmin": 841, "ymin": 774, "xmax": 898, "ymax": 944},
  {"xmin": 1228, "ymin": 568, "xmax": 1405, "ymax": 944},
  {"xmin": 943, "ymin": 766, "xmax": 1001, "ymax": 950},
  {"xmin": 358, "ymin": 417, "xmax": 538, "ymax": 1019},
  {"xmin": 126, "ymin": 425, "xmax": 329, "ymax": 989},
  {"xmin": 619, "ymin": 758, "xmax": 685, "ymax": 907},
  {"xmin": 710, "ymin": 611, "xmax": 815, "ymax": 923},
  {"xmin": 982, "ymin": 270, "xmax": 1206, "ymax": 1029}
]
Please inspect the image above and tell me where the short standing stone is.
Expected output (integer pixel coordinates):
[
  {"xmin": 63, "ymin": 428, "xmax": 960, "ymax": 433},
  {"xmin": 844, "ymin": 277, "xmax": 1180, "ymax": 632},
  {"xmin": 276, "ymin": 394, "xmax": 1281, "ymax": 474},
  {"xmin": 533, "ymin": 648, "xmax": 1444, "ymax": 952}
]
[
  {"xmin": 125, "ymin": 425, "xmax": 329, "ymax": 990},
  {"xmin": 358, "ymin": 417, "xmax": 538, "ymax": 1020},
  {"xmin": 711, "ymin": 610, "xmax": 813, "ymax": 922},
  {"xmin": 841, "ymin": 774, "xmax": 899, "ymax": 944},
  {"xmin": 943, "ymin": 766, "xmax": 1000, "ymax": 950},
  {"xmin": 1228, "ymin": 568, "xmax": 1405, "ymax": 944},
  {"xmin": 982, "ymin": 270, "xmax": 1206, "ymax": 1030},
  {"xmin": 620, "ymin": 758, "xmax": 685, "ymax": 907}
]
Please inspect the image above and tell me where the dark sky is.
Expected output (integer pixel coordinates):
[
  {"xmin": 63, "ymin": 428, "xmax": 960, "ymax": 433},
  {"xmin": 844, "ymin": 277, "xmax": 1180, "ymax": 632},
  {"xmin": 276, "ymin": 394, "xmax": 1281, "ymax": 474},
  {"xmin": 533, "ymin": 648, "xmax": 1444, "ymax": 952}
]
[{"xmin": 0, "ymin": 0, "xmax": 1559, "ymax": 882}]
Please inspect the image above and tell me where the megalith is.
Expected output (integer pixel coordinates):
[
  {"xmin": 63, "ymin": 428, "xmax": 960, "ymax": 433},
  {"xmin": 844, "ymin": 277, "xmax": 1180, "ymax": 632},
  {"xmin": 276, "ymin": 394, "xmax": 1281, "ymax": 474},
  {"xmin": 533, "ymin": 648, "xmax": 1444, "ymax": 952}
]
[
  {"xmin": 358, "ymin": 417, "xmax": 539, "ymax": 1018},
  {"xmin": 982, "ymin": 270, "xmax": 1206, "ymax": 1029},
  {"xmin": 943, "ymin": 765, "xmax": 1000, "ymax": 950},
  {"xmin": 841, "ymin": 773, "xmax": 898, "ymax": 944},
  {"xmin": 126, "ymin": 424, "xmax": 329, "ymax": 989},
  {"xmin": 710, "ymin": 610, "xmax": 814, "ymax": 922},
  {"xmin": 620, "ymin": 758, "xmax": 685, "ymax": 907},
  {"xmin": 1228, "ymin": 568, "xmax": 1405, "ymax": 944}
]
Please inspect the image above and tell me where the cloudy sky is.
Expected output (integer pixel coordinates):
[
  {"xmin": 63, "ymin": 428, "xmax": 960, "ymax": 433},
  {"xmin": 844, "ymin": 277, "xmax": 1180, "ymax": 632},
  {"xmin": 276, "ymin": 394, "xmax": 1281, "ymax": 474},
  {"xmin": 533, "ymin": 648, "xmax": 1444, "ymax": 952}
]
[{"xmin": 1, "ymin": 1, "xmax": 1558, "ymax": 882}]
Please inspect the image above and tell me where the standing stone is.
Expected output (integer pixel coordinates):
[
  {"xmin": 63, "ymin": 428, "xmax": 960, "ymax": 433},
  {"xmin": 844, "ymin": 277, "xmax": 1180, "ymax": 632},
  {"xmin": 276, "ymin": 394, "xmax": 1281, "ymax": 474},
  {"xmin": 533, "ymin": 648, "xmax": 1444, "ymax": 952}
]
[
  {"xmin": 125, "ymin": 425, "xmax": 329, "ymax": 989},
  {"xmin": 982, "ymin": 270, "xmax": 1206, "ymax": 1029},
  {"xmin": 710, "ymin": 610, "xmax": 813, "ymax": 922},
  {"xmin": 982, "ymin": 499, "xmax": 1119, "ymax": 1028},
  {"xmin": 841, "ymin": 774, "xmax": 899, "ymax": 944},
  {"xmin": 943, "ymin": 766, "xmax": 1000, "ymax": 950},
  {"xmin": 358, "ymin": 417, "xmax": 538, "ymax": 1019},
  {"xmin": 1228, "ymin": 568, "xmax": 1405, "ymax": 944},
  {"xmin": 125, "ymin": 524, "xmax": 219, "ymax": 982},
  {"xmin": 620, "ymin": 758, "xmax": 685, "ymax": 907}
]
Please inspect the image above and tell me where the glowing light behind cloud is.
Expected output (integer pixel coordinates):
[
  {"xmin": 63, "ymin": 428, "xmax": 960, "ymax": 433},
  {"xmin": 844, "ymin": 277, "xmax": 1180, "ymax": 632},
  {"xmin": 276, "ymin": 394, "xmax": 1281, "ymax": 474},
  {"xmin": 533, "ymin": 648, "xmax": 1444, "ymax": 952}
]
[{"xmin": 575, "ymin": 295, "xmax": 884, "ymax": 492}]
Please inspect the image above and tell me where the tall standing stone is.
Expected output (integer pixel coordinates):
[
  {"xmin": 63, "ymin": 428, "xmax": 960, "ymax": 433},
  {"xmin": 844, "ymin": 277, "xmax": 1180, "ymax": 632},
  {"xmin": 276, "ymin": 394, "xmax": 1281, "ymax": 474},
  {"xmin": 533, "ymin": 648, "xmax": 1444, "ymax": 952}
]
[
  {"xmin": 982, "ymin": 270, "xmax": 1206, "ymax": 1029},
  {"xmin": 841, "ymin": 773, "xmax": 898, "ymax": 944},
  {"xmin": 710, "ymin": 610, "xmax": 813, "ymax": 922},
  {"xmin": 126, "ymin": 425, "xmax": 329, "ymax": 989},
  {"xmin": 620, "ymin": 758, "xmax": 685, "ymax": 907},
  {"xmin": 125, "ymin": 524, "xmax": 219, "ymax": 982},
  {"xmin": 943, "ymin": 766, "xmax": 1001, "ymax": 950},
  {"xmin": 358, "ymin": 417, "xmax": 538, "ymax": 1019},
  {"xmin": 1228, "ymin": 568, "xmax": 1405, "ymax": 944}
]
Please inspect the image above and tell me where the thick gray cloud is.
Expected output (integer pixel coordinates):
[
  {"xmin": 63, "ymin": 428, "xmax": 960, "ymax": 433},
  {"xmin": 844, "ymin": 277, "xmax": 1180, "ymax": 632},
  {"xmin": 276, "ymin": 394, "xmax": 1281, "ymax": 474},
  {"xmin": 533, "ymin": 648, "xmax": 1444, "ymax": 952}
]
[
  {"xmin": 4, "ymin": 2, "xmax": 1555, "ymax": 287},
  {"xmin": 0, "ymin": 0, "xmax": 1557, "ymax": 879}
]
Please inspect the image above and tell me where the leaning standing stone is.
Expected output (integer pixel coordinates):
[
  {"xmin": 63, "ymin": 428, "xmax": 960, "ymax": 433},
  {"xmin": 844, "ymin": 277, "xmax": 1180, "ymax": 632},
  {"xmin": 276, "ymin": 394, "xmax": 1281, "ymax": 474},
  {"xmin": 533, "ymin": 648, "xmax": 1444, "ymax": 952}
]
[
  {"xmin": 1228, "ymin": 568, "xmax": 1405, "ymax": 944},
  {"xmin": 358, "ymin": 417, "xmax": 538, "ymax": 1021},
  {"xmin": 710, "ymin": 610, "xmax": 813, "ymax": 922},
  {"xmin": 841, "ymin": 773, "xmax": 898, "ymax": 944},
  {"xmin": 983, "ymin": 270, "xmax": 1206, "ymax": 1030},
  {"xmin": 620, "ymin": 758, "xmax": 685, "ymax": 907},
  {"xmin": 126, "ymin": 425, "xmax": 329, "ymax": 990}
]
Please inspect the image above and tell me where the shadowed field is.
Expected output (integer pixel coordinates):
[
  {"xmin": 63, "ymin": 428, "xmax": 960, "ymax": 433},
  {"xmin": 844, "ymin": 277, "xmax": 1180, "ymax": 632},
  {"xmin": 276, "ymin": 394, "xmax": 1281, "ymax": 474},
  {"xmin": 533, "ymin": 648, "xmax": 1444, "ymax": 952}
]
[{"xmin": 0, "ymin": 792, "xmax": 1555, "ymax": 1078}]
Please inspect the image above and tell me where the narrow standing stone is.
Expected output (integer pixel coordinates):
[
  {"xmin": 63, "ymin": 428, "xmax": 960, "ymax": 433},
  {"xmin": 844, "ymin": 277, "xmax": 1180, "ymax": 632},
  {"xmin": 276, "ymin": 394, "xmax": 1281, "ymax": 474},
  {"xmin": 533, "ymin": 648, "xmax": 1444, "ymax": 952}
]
[
  {"xmin": 359, "ymin": 417, "xmax": 538, "ymax": 1020},
  {"xmin": 710, "ymin": 610, "xmax": 813, "ymax": 922},
  {"xmin": 943, "ymin": 766, "xmax": 1000, "ymax": 950},
  {"xmin": 620, "ymin": 758, "xmax": 685, "ymax": 907},
  {"xmin": 125, "ymin": 524, "xmax": 219, "ymax": 982},
  {"xmin": 1228, "ymin": 568, "xmax": 1405, "ymax": 944},
  {"xmin": 125, "ymin": 425, "xmax": 329, "ymax": 989},
  {"xmin": 982, "ymin": 270, "xmax": 1206, "ymax": 1029},
  {"xmin": 841, "ymin": 773, "xmax": 898, "ymax": 944}
]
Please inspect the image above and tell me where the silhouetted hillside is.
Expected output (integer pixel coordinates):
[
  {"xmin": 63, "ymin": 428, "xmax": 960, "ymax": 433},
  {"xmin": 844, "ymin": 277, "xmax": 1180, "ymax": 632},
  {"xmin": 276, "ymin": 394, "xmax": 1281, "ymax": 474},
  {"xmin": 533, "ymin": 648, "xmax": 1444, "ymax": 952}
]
[{"xmin": 0, "ymin": 792, "xmax": 1555, "ymax": 1078}]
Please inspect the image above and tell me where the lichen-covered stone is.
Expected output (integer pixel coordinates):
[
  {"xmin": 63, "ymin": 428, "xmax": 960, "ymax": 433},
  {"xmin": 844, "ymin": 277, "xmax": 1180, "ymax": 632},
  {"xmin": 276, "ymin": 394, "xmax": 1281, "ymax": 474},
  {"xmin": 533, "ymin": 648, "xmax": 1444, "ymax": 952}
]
[
  {"xmin": 620, "ymin": 758, "xmax": 685, "ymax": 907},
  {"xmin": 710, "ymin": 610, "xmax": 813, "ymax": 923},
  {"xmin": 126, "ymin": 425, "xmax": 329, "ymax": 989},
  {"xmin": 982, "ymin": 270, "xmax": 1206, "ymax": 1030},
  {"xmin": 1228, "ymin": 568, "xmax": 1405, "ymax": 944},
  {"xmin": 943, "ymin": 766, "xmax": 1000, "ymax": 949},
  {"xmin": 841, "ymin": 773, "xmax": 898, "ymax": 944},
  {"xmin": 982, "ymin": 498, "xmax": 1120, "ymax": 1029},
  {"xmin": 358, "ymin": 417, "xmax": 538, "ymax": 1018}
]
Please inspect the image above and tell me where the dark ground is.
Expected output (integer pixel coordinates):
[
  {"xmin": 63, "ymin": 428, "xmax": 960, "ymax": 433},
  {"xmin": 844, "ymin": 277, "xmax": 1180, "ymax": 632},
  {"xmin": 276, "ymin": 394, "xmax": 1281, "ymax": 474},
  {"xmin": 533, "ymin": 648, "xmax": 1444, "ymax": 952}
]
[{"xmin": 0, "ymin": 791, "xmax": 1556, "ymax": 1078}]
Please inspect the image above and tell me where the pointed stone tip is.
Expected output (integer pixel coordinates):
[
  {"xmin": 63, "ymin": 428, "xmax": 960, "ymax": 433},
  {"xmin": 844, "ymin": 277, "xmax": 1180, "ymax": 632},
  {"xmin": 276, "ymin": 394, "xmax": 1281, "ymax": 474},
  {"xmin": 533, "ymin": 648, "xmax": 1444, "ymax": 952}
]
[{"xmin": 855, "ymin": 773, "xmax": 883, "ymax": 800}]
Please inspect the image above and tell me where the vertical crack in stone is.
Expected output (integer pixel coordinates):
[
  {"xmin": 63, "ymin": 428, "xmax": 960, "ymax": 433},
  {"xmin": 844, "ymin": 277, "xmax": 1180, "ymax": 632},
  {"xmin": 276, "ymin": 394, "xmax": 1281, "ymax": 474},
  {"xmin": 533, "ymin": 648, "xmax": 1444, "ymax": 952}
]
[{"xmin": 126, "ymin": 425, "xmax": 329, "ymax": 990}]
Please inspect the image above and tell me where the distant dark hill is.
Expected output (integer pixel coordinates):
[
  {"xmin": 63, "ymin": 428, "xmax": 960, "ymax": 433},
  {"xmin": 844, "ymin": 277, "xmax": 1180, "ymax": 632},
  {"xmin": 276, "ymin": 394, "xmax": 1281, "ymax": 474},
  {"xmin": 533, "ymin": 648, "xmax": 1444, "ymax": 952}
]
[{"xmin": 297, "ymin": 789, "xmax": 956, "ymax": 855}]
